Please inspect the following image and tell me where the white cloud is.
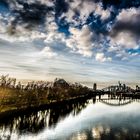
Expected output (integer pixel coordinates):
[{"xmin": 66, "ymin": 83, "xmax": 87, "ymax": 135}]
[
  {"xmin": 78, "ymin": 1, "xmax": 96, "ymax": 23},
  {"xmin": 95, "ymin": 53, "xmax": 112, "ymax": 62},
  {"xmin": 108, "ymin": 46, "xmax": 120, "ymax": 52},
  {"xmin": 116, "ymin": 8, "xmax": 140, "ymax": 21},
  {"xmin": 0, "ymin": 22, "xmax": 6, "ymax": 34},
  {"xmin": 110, "ymin": 7, "xmax": 140, "ymax": 49},
  {"xmin": 44, "ymin": 21, "xmax": 66, "ymax": 44},
  {"xmin": 8, "ymin": 1, "xmax": 24, "ymax": 10},
  {"xmin": 25, "ymin": 0, "xmax": 55, "ymax": 7},
  {"xmin": 0, "ymin": 13, "xmax": 48, "ymax": 42},
  {"xmin": 108, "ymin": 44, "xmax": 128, "ymax": 60},
  {"xmin": 110, "ymin": 31, "xmax": 138, "ymax": 49},
  {"xmin": 0, "ymin": 26, "xmax": 46, "ymax": 42},
  {"xmin": 66, "ymin": 25, "xmax": 93, "ymax": 57},
  {"xmin": 39, "ymin": 0, "xmax": 55, "ymax": 7},
  {"xmin": 0, "ymin": 14, "xmax": 15, "ymax": 34},
  {"xmin": 39, "ymin": 46, "xmax": 57, "ymax": 59},
  {"xmin": 61, "ymin": 0, "xmax": 111, "ymax": 25},
  {"xmin": 95, "ymin": 4, "xmax": 110, "ymax": 20},
  {"xmin": 46, "ymin": 22, "xmax": 58, "ymax": 31},
  {"xmin": 0, "ymin": 2, "xmax": 139, "ymax": 63},
  {"xmin": 61, "ymin": 0, "xmax": 96, "ymax": 25},
  {"xmin": 0, "ymin": 13, "xmax": 57, "ymax": 43}
]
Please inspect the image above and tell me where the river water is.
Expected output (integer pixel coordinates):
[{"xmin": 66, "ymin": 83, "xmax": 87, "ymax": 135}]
[{"xmin": 0, "ymin": 95, "xmax": 140, "ymax": 140}]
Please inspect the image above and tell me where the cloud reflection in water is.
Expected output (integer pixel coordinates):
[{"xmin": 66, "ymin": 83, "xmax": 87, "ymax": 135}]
[{"xmin": 17, "ymin": 101, "xmax": 140, "ymax": 140}]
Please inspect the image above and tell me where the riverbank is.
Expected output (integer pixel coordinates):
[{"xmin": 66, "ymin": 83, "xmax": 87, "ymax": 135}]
[
  {"xmin": 0, "ymin": 85, "xmax": 94, "ymax": 118},
  {"xmin": 1, "ymin": 94, "xmax": 140, "ymax": 140},
  {"xmin": 0, "ymin": 74, "xmax": 140, "ymax": 119}
]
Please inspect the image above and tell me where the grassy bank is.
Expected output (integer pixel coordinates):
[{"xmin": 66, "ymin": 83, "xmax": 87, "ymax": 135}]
[{"xmin": 0, "ymin": 84, "xmax": 92, "ymax": 114}]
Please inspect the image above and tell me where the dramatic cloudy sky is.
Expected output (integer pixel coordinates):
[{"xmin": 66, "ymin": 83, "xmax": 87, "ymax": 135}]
[{"xmin": 0, "ymin": 0, "xmax": 140, "ymax": 88}]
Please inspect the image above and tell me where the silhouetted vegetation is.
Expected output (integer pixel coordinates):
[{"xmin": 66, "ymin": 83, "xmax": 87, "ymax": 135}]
[
  {"xmin": 0, "ymin": 75, "xmax": 91, "ymax": 113},
  {"xmin": 1, "ymin": 75, "xmax": 140, "ymax": 114}
]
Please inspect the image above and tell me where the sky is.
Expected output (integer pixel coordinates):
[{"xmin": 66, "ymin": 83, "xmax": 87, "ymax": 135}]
[{"xmin": 0, "ymin": 0, "xmax": 140, "ymax": 88}]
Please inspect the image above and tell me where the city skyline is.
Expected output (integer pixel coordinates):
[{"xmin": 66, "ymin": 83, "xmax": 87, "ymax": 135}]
[{"xmin": 0, "ymin": 0, "xmax": 140, "ymax": 88}]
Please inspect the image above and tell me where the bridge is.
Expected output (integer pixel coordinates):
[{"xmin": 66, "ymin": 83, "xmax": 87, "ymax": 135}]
[
  {"xmin": 91, "ymin": 82, "xmax": 140, "ymax": 106},
  {"xmin": 94, "ymin": 96, "xmax": 140, "ymax": 106}
]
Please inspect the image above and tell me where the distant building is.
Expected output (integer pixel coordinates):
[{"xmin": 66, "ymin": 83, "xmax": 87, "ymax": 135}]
[
  {"xmin": 136, "ymin": 85, "xmax": 140, "ymax": 91},
  {"xmin": 118, "ymin": 81, "xmax": 122, "ymax": 91},
  {"xmin": 123, "ymin": 84, "xmax": 126, "ymax": 91},
  {"xmin": 93, "ymin": 83, "xmax": 97, "ymax": 91},
  {"xmin": 53, "ymin": 78, "xmax": 69, "ymax": 88}
]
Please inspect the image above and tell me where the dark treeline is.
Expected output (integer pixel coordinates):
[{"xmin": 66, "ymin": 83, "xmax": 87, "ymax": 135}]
[{"xmin": 0, "ymin": 75, "xmax": 92, "ymax": 113}]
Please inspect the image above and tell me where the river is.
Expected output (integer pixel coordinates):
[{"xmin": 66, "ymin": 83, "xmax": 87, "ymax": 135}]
[{"xmin": 0, "ymin": 95, "xmax": 140, "ymax": 140}]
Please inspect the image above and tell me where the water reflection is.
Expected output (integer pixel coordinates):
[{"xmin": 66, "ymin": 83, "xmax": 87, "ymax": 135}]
[
  {"xmin": 0, "ymin": 98, "xmax": 89, "ymax": 139},
  {"xmin": 0, "ymin": 95, "xmax": 140, "ymax": 140}
]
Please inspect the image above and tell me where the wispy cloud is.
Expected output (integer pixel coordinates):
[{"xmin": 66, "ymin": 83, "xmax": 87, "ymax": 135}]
[{"xmin": 0, "ymin": 0, "xmax": 140, "ymax": 85}]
